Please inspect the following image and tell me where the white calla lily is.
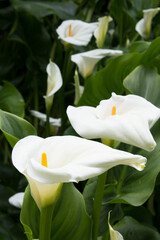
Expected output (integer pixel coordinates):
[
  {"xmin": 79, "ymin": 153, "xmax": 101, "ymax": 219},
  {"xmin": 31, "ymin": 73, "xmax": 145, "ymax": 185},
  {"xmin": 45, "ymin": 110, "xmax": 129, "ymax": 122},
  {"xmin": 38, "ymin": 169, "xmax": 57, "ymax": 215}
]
[
  {"xmin": 94, "ymin": 16, "xmax": 112, "ymax": 48},
  {"xmin": 12, "ymin": 135, "xmax": 146, "ymax": 209},
  {"xmin": 108, "ymin": 212, "xmax": 124, "ymax": 240},
  {"xmin": 44, "ymin": 61, "xmax": 62, "ymax": 111},
  {"xmin": 71, "ymin": 49, "xmax": 123, "ymax": 78},
  {"xmin": 8, "ymin": 192, "xmax": 24, "ymax": 208},
  {"xmin": 135, "ymin": 8, "xmax": 160, "ymax": 39},
  {"xmin": 56, "ymin": 19, "xmax": 98, "ymax": 46},
  {"xmin": 30, "ymin": 110, "xmax": 61, "ymax": 127},
  {"xmin": 67, "ymin": 93, "xmax": 160, "ymax": 151}
]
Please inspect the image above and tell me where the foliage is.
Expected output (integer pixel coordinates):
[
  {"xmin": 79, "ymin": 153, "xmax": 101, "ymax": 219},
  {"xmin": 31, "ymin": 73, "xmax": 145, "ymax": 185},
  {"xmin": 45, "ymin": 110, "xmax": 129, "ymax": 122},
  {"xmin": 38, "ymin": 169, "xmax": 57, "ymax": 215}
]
[{"xmin": 1, "ymin": 0, "xmax": 160, "ymax": 239}]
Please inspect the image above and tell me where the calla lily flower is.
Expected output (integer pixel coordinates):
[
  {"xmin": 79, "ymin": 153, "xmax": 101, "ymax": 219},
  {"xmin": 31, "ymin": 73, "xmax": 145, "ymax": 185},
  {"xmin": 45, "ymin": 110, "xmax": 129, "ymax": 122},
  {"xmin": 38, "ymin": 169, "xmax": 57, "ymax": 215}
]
[
  {"xmin": 135, "ymin": 8, "xmax": 160, "ymax": 39},
  {"xmin": 12, "ymin": 135, "xmax": 146, "ymax": 209},
  {"xmin": 67, "ymin": 93, "xmax": 160, "ymax": 151},
  {"xmin": 30, "ymin": 110, "xmax": 61, "ymax": 127},
  {"xmin": 94, "ymin": 16, "xmax": 112, "ymax": 48},
  {"xmin": 8, "ymin": 192, "xmax": 24, "ymax": 208},
  {"xmin": 108, "ymin": 212, "xmax": 124, "ymax": 240},
  {"xmin": 44, "ymin": 61, "xmax": 63, "ymax": 111},
  {"xmin": 71, "ymin": 49, "xmax": 123, "ymax": 78},
  {"xmin": 56, "ymin": 20, "xmax": 98, "ymax": 46}
]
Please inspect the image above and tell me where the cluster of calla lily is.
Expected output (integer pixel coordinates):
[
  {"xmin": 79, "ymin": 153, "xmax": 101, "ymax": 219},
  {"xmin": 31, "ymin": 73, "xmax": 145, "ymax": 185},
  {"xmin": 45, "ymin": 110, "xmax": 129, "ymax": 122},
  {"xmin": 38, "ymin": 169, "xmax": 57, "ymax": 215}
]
[{"xmin": 9, "ymin": 16, "xmax": 160, "ymax": 240}]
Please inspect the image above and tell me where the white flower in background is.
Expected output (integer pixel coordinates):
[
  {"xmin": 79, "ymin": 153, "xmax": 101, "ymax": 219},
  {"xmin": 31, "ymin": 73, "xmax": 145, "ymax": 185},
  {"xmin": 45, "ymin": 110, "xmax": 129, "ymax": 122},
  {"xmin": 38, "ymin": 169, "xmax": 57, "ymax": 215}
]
[
  {"xmin": 44, "ymin": 61, "xmax": 62, "ymax": 111},
  {"xmin": 56, "ymin": 20, "xmax": 98, "ymax": 46},
  {"xmin": 135, "ymin": 8, "xmax": 160, "ymax": 39},
  {"xmin": 73, "ymin": 69, "xmax": 84, "ymax": 105},
  {"xmin": 71, "ymin": 49, "xmax": 123, "ymax": 78},
  {"xmin": 108, "ymin": 212, "xmax": 124, "ymax": 240},
  {"xmin": 30, "ymin": 110, "xmax": 61, "ymax": 127},
  {"xmin": 8, "ymin": 192, "xmax": 24, "ymax": 208},
  {"xmin": 94, "ymin": 16, "xmax": 112, "ymax": 48},
  {"xmin": 67, "ymin": 93, "xmax": 160, "ymax": 151},
  {"xmin": 12, "ymin": 135, "xmax": 146, "ymax": 209}
]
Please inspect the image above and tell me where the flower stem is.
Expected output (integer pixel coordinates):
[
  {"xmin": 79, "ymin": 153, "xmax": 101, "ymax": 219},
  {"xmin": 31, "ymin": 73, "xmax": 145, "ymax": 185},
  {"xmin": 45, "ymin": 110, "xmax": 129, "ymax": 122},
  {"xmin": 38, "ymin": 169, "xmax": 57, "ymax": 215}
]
[
  {"xmin": 46, "ymin": 109, "xmax": 50, "ymax": 137},
  {"xmin": 92, "ymin": 171, "xmax": 107, "ymax": 240},
  {"xmin": 39, "ymin": 204, "xmax": 55, "ymax": 240},
  {"xmin": 116, "ymin": 165, "xmax": 128, "ymax": 195}
]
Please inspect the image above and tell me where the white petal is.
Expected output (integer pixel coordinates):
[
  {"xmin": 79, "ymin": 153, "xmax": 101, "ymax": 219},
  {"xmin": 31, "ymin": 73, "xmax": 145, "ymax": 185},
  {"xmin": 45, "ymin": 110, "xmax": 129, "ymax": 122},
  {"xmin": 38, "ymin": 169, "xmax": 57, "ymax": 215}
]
[
  {"xmin": 30, "ymin": 110, "xmax": 61, "ymax": 127},
  {"xmin": 45, "ymin": 61, "xmax": 62, "ymax": 97},
  {"xmin": 56, "ymin": 20, "xmax": 98, "ymax": 46},
  {"xmin": 135, "ymin": 8, "xmax": 160, "ymax": 38},
  {"xmin": 67, "ymin": 93, "xmax": 160, "ymax": 151},
  {"xmin": 12, "ymin": 135, "xmax": 146, "ymax": 186},
  {"xmin": 71, "ymin": 49, "xmax": 123, "ymax": 78},
  {"xmin": 94, "ymin": 16, "xmax": 112, "ymax": 48},
  {"xmin": 108, "ymin": 212, "xmax": 124, "ymax": 240},
  {"xmin": 8, "ymin": 192, "xmax": 24, "ymax": 208}
]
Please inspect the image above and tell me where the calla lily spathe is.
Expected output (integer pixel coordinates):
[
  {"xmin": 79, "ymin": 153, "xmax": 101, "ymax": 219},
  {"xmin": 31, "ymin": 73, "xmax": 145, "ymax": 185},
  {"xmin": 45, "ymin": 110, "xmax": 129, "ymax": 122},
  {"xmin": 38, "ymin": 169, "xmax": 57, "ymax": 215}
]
[
  {"xmin": 56, "ymin": 20, "xmax": 98, "ymax": 46},
  {"xmin": 71, "ymin": 49, "xmax": 123, "ymax": 78},
  {"xmin": 94, "ymin": 16, "xmax": 112, "ymax": 48},
  {"xmin": 12, "ymin": 135, "xmax": 146, "ymax": 209},
  {"xmin": 30, "ymin": 110, "xmax": 61, "ymax": 127},
  {"xmin": 135, "ymin": 8, "xmax": 160, "ymax": 39},
  {"xmin": 9, "ymin": 192, "xmax": 24, "ymax": 208},
  {"xmin": 108, "ymin": 214, "xmax": 124, "ymax": 240},
  {"xmin": 67, "ymin": 93, "xmax": 160, "ymax": 151},
  {"xmin": 44, "ymin": 61, "xmax": 62, "ymax": 111}
]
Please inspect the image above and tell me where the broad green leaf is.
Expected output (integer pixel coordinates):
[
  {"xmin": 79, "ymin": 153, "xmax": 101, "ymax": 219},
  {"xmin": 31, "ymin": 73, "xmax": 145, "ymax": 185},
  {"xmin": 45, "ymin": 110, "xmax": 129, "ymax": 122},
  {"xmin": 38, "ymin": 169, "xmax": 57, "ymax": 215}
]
[
  {"xmin": 9, "ymin": 13, "xmax": 51, "ymax": 71},
  {"xmin": 130, "ymin": 41, "xmax": 151, "ymax": 53},
  {"xmin": 142, "ymin": 36, "xmax": 160, "ymax": 64},
  {"xmin": 20, "ymin": 186, "xmax": 39, "ymax": 240},
  {"xmin": 11, "ymin": 0, "xmax": 77, "ymax": 20},
  {"xmin": 132, "ymin": 0, "xmax": 160, "ymax": 11},
  {"xmin": 114, "ymin": 216, "xmax": 160, "ymax": 240},
  {"xmin": 79, "ymin": 53, "xmax": 142, "ymax": 107},
  {"xmin": 0, "ymin": 81, "xmax": 25, "ymax": 117},
  {"xmin": 109, "ymin": 0, "xmax": 136, "ymax": 44},
  {"xmin": 0, "ymin": 110, "xmax": 36, "ymax": 147},
  {"xmin": 123, "ymin": 65, "xmax": 160, "ymax": 107},
  {"xmin": 21, "ymin": 184, "xmax": 91, "ymax": 240}
]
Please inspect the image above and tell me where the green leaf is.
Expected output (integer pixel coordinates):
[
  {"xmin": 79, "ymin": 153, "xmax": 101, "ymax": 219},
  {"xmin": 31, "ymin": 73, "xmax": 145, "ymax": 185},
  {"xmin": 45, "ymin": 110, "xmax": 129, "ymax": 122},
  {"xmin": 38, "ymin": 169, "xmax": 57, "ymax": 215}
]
[
  {"xmin": 114, "ymin": 216, "xmax": 160, "ymax": 240},
  {"xmin": 0, "ymin": 81, "xmax": 25, "ymax": 117},
  {"xmin": 21, "ymin": 184, "xmax": 91, "ymax": 240},
  {"xmin": 9, "ymin": 12, "xmax": 52, "ymax": 71},
  {"xmin": 0, "ymin": 110, "xmax": 36, "ymax": 147},
  {"xmin": 109, "ymin": 0, "xmax": 136, "ymax": 44},
  {"xmin": 79, "ymin": 53, "xmax": 142, "ymax": 107},
  {"xmin": 132, "ymin": 0, "xmax": 160, "ymax": 11},
  {"xmin": 123, "ymin": 65, "xmax": 160, "ymax": 107},
  {"xmin": 142, "ymin": 36, "xmax": 160, "ymax": 64},
  {"xmin": 129, "ymin": 41, "xmax": 151, "ymax": 53},
  {"xmin": 11, "ymin": 0, "xmax": 77, "ymax": 20}
]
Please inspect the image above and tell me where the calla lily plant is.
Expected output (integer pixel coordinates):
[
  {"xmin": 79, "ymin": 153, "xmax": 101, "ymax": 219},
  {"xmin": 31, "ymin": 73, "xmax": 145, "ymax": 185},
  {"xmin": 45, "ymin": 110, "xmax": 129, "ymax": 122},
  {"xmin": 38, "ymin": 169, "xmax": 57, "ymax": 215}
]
[
  {"xmin": 108, "ymin": 212, "xmax": 124, "ymax": 240},
  {"xmin": 135, "ymin": 8, "xmax": 160, "ymax": 39},
  {"xmin": 44, "ymin": 61, "xmax": 62, "ymax": 112},
  {"xmin": 30, "ymin": 110, "xmax": 61, "ymax": 127},
  {"xmin": 56, "ymin": 19, "xmax": 98, "ymax": 46},
  {"xmin": 67, "ymin": 93, "xmax": 160, "ymax": 151},
  {"xmin": 71, "ymin": 49, "xmax": 123, "ymax": 78},
  {"xmin": 94, "ymin": 16, "xmax": 112, "ymax": 48},
  {"xmin": 12, "ymin": 135, "xmax": 146, "ymax": 210}
]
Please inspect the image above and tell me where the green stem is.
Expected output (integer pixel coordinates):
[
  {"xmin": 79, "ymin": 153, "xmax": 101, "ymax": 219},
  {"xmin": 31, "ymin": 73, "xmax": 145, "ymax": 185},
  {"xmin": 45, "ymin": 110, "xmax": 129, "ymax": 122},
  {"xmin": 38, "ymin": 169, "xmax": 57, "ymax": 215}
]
[
  {"xmin": 39, "ymin": 204, "xmax": 55, "ymax": 240},
  {"xmin": 50, "ymin": 41, "xmax": 57, "ymax": 61},
  {"xmin": 116, "ymin": 165, "xmax": 128, "ymax": 195},
  {"xmin": 92, "ymin": 171, "xmax": 107, "ymax": 240},
  {"xmin": 46, "ymin": 109, "xmax": 50, "ymax": 137}
]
